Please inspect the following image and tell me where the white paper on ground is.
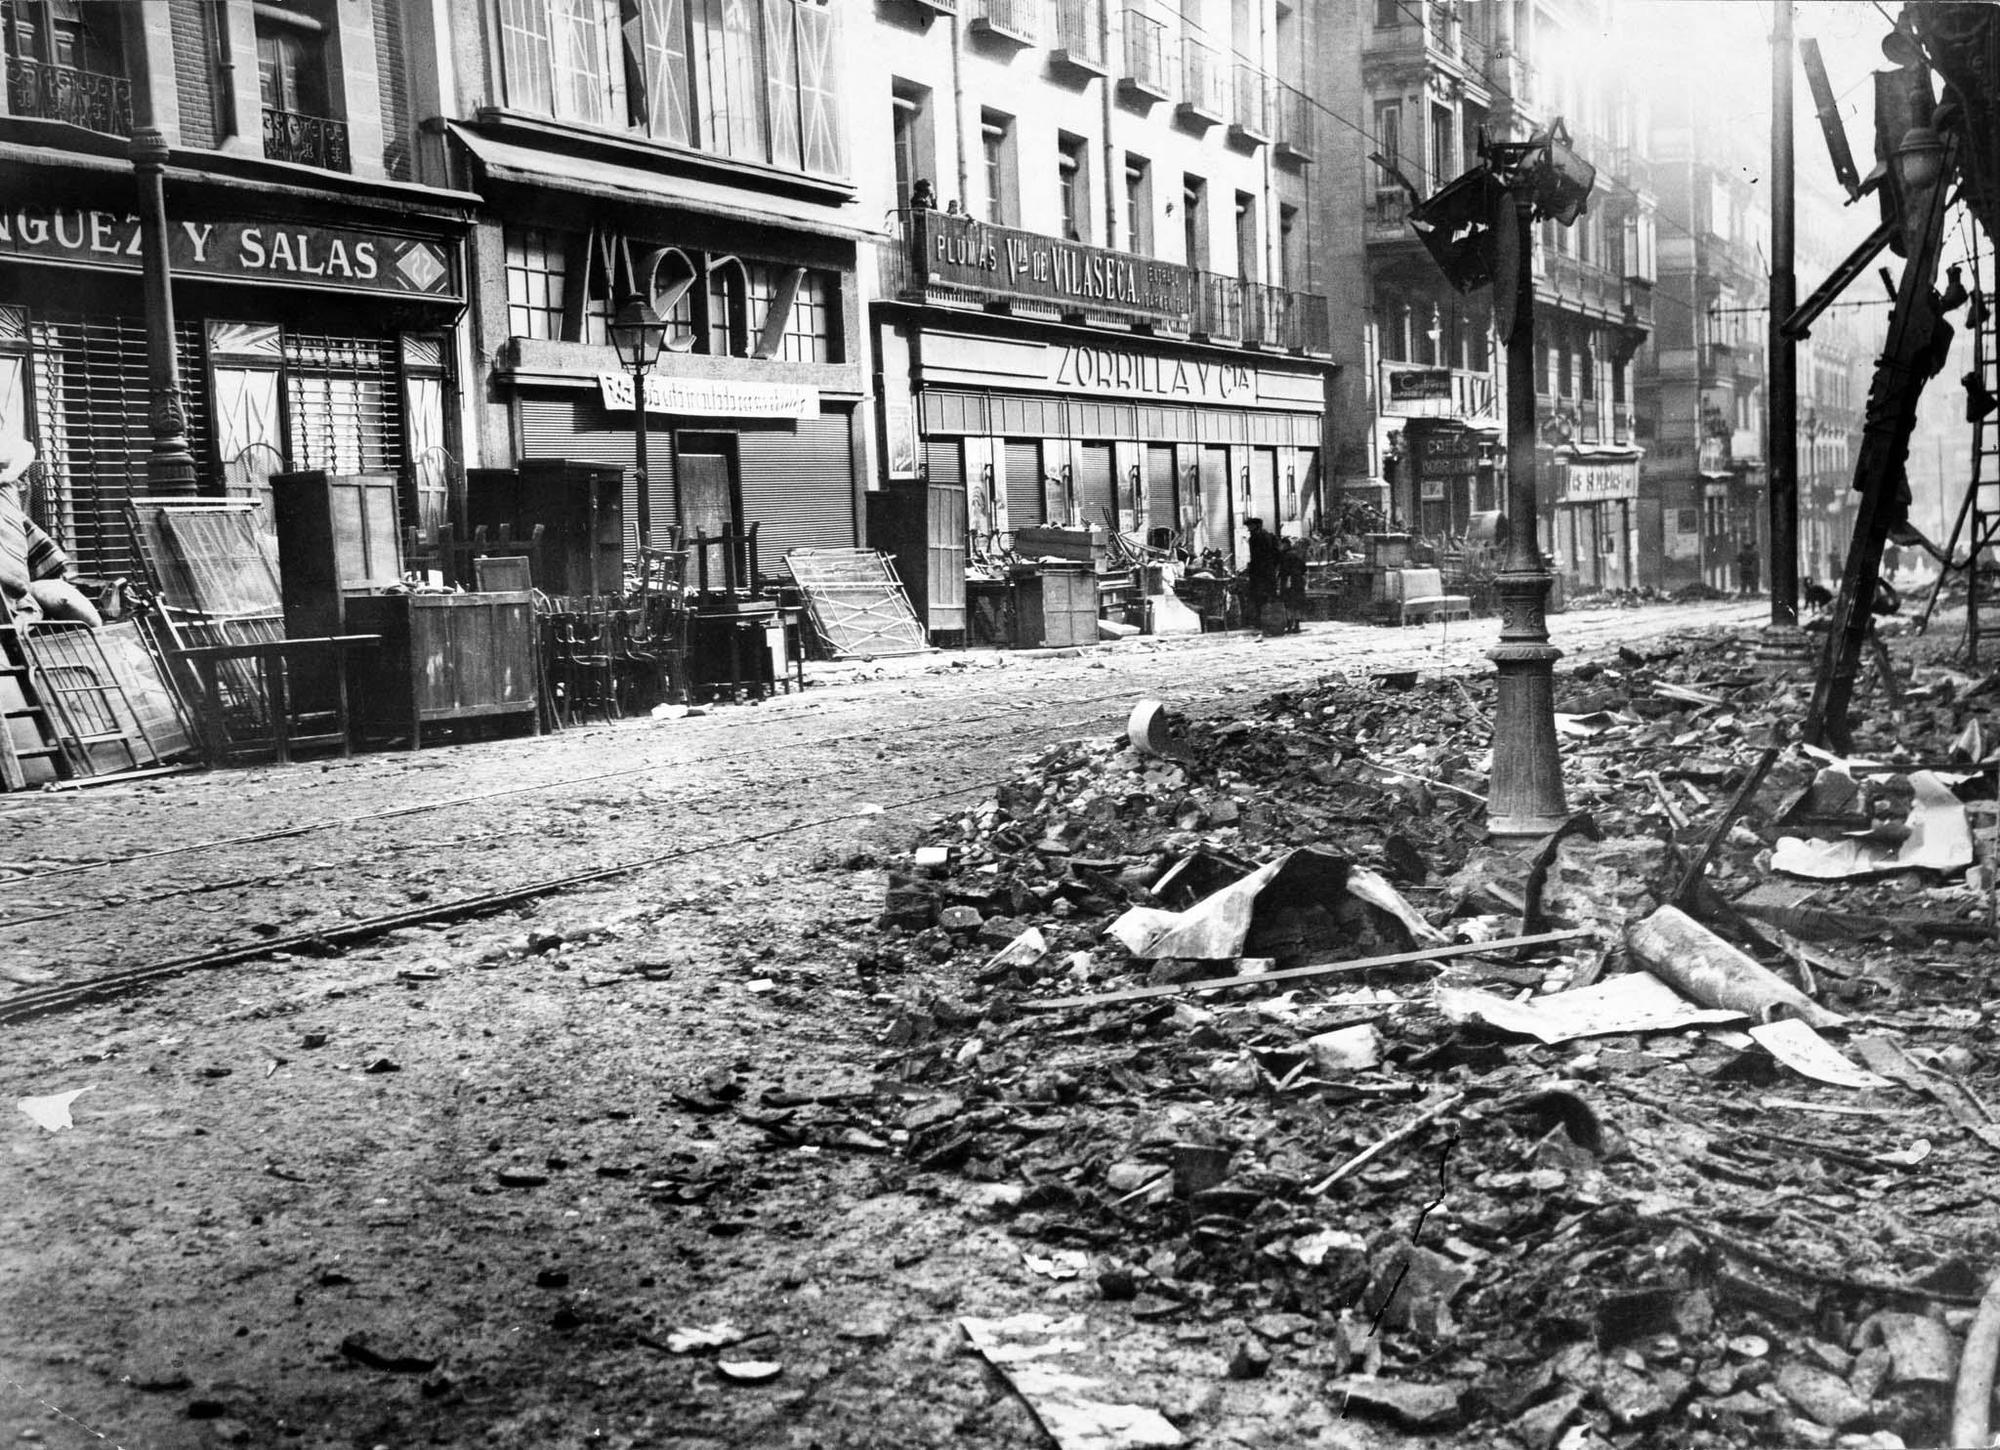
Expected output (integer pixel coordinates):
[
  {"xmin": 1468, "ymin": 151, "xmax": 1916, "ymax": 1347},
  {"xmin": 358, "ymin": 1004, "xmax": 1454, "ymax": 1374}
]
[
  {"xmin": 960, "ymin": 1316, "xmax": 1183, "ymax": 1450},
  {"xmin": 1747, "ymin": 1019, "xmax": 1894, "ymax": 1089},
  {"xmin": 1106, "ymin": 852, "xmax": 1441, "ymax": 960},
  {"xmin": 1773, "ymin": 770, "xmax": 1974, "ymax": 878},
  {"xmin": 16, "ymin": 1087, "xmax": 88, "ymax": 1132},
  {"xmin": 1435, "ymin": 972, "xmax": 1745, "ymax": 1045}
]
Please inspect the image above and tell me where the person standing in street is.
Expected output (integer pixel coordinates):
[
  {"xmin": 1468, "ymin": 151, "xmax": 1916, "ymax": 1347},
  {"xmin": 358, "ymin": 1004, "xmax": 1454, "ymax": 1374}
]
[
  {"xmin": 1735, "ymin": 537, "xmax": 1761, "ymax": 597},
  {"xmin": 1245, "ymin": 517, "xmax": 1279, "ymax": 634}
]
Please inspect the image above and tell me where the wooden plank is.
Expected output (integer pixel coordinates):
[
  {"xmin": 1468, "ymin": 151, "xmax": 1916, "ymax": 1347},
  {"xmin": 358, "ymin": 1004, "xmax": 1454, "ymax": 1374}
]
[{"xmin": 1020, "ymin": 928, "xmax": 1593, "ymax": 1011}]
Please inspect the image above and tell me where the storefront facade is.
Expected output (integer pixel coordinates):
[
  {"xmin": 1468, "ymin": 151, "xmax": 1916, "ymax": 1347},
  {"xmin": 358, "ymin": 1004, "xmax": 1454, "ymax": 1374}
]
[
  {"xmin": 0, "ymin": 162, "xmax": 471, "ymax": 578},
  {"xmin": 1377, "ymin": 364, "xmax": 1501, "ymax": 538},
  {"xmin": 875, "ymin": 212, "xmax": 1335, "ymax": 568},
  {"xmin": 1546, "ymin": 447, "xmax": 1642, "ymax": 593},
  {"xmin": 445, "ymin": 123, "xmax": 867, "ymax": 564}
]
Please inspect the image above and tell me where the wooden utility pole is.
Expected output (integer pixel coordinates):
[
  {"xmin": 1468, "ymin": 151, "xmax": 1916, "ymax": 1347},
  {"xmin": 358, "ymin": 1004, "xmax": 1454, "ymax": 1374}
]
[{"xmin": 1805, "ymin": 133, "xmax": 1955, "ymax": 748}]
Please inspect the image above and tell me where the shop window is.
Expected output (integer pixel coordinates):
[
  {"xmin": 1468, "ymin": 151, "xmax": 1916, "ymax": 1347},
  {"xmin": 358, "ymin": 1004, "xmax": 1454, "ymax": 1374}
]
[
  {"xmin": 778, "ymin": 270, "xmax": 833, "ymax": 363},
  {"xmin": 505, "ymin": 227, "xmax": 569, "ymax": 340},
  {"xmin": 284, "ymin": 333, "xmax": 402, "ymax": 477},
  {"xmin": 707, "ymin": 259, "xmax": 749, "ymax": 357},
  {"xmin": 3, "ymin": 0, "xmax": 131, "ymax": 135}
]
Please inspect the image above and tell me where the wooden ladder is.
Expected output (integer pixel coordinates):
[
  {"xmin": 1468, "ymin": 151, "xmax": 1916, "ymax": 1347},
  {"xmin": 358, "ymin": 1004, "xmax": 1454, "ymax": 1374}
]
[
  {"xmin": 0, "ymin": 595, "xmax": 69, "ymax": 790},
  {"xmin": 25, "ymin": 622, "xmax": 152, "ymax": 777}
]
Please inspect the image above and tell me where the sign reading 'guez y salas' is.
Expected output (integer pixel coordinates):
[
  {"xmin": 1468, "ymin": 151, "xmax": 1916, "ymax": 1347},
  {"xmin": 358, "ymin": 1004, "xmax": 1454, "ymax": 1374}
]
[{"xmin": 0, "ymin": 207, "xmax": 459, "ymax": 300}]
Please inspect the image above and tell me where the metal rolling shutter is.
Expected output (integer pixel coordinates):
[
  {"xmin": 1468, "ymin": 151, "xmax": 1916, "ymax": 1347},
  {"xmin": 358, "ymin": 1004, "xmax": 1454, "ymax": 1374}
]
[
  {"xmin": 517, "ymin": 391, "xmax": 675, "ymax": 554},
  {"xmin": 923, "ymin": 436, "xmax": 963, "ymax": 490},
  {"xmin": 1003, "ymin": 440, "xmax": 1041, "ymax": 532},
  {"xmin": 28, "ymin": 312, "xmax": 207, "ymax": 577},
  {"xmin": 1075, "ymin": 443, "xmax": 1114, "ymax": 531},
  {"xmin": 1146, "ymin": 444, "xmax": 1177, "ymax": 535},
  {"xmin": 740, "ymin": 413, "xmax": 856, "ymax": 557},
  {"xmin": 283, "ymin": 332, "xmax": 404, "ymax": 479}
]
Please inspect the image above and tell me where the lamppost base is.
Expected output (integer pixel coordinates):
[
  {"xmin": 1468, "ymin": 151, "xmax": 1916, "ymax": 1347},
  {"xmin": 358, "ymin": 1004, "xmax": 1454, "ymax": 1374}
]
[
  {"xmin": 1487, "ymin": 568, "xmax": 1569, "ymax": 847},
  {"xmin": 1753, "ymin": 621, "xmax": 1818, "ymax": 677}
]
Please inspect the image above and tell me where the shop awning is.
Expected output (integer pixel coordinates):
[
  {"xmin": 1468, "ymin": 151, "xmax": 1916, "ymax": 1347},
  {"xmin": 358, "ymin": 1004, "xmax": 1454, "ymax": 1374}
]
[{"xmin": 445, "ymin": 125, "xmax": 876, "ymax": 242}]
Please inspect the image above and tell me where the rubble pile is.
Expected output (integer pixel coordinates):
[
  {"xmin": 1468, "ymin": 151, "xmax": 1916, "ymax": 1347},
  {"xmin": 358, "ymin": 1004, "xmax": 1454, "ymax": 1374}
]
[{"xmin": 816, "ymin": 633, "xmax": 2000, "ymax": 1449}]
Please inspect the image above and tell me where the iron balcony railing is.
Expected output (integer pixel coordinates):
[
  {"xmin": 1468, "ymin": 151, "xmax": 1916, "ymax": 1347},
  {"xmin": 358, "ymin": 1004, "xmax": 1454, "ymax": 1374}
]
[
  {"xmin": 1122, "ymin": 8, "xmax": 1169, "ymax": 95},
  {"xmin": 1180, "ymin": 37, "xmax": 1226, "ymax": 118},
  {"xmin": 1189, "ymin": 272, "xmax": 1329, "ymax": 353},
  {"xmin": 1274, "ymin": 82, "xmax": 1312, "ymax": 157},
  {"xmin": 1539, "ymin": 250, "xmax": 1625, "ymax": 317},
  {"xmin": 263, "ymin": 106, "xmax": 351, "ymax": 171},
  {"xmin": 974, "ymin": 0, "xmax": 1036, "ymax": 40},
  {"xmin": 1053, "ymin": 0, "xmax": 1105, "ymax": 67},
  {"xmin": 1623, "ymin": 275, "xmax": 1654, "ymax": 328},
  {"xmin": 1366, "ymin": 188, "xmax": 1414, "ymax": 242},
  {"xmin": 1230, "ymin": 64, "xmax": 1270, "ymax": 140},
  {"xmin": 5, "ymin": 55, "xmax": 132, "ymax": 136}
]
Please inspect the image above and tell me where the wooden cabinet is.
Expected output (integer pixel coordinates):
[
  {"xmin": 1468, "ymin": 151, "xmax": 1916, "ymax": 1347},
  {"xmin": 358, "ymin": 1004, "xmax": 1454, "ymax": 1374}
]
[
  {"xmin": 867, "ymin": 483, "xmax": 967, "ymax": 640},
  {"xmin": 467, "ymin": 459, "xmax": 624, "ymax": 599},
  {"xmin": 272, "ymin": 471, "xmax": 402, "ymax": 637},
  {"xmin": 345, "ymin": 593, "xmax": 539, "ymax": 746}
]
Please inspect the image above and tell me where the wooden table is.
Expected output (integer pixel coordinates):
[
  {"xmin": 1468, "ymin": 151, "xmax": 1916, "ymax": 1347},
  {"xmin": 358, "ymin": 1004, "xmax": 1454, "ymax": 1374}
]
[{"xmin": 173, "ymin": 634, "xmax": 380, "ymax": 764}]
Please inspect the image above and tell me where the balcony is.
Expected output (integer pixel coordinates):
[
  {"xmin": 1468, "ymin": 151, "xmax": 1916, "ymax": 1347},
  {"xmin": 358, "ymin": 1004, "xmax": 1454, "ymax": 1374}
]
[
  {"xmin": 5, "ymin": 55, "xmax": 132, "ymax": 136},
  {"xmin": 263, "ymin": 107, "xmax": 351, "ymax": 171},
  {"xmin": 878, "ymin": 211, "xmax": 1329, "ymax": 353},
  {"xmin": 1623, "ymin": 275, "xmax": 1654, "ymax": 329},
  {"xmin": 1537, "ymin": 250, "xmax": 1626, "ymax": 320},
  {"xmin": 1178, "ymin": 38, "xmax": 1226, "ymax": 124},
  {"xmin": 1189, "ymin": 271, "xmax": 1329, "ymax": 353},
  {"xmin": 1052, "ymin": 0, "xmax": 1107, "ymax": 73},
  {"xmin": 1699, "ymin": 341, "xmax": 1734, "ymax": 386},
  {"xmin": 1229, "ymin": 65, "xmax": 1271, "ymax": 145},
  {"xmin": 1274, "ymin": 83, "xmax": 1313, "ymax": 160},
  {"xmin": 971, "ymin": 0, "xmax": 1036, "ymax": 43},
  {"xmin": 908, "ymin": 0, "xmax": 957, "ymax": 10},
  {"xmin": 1119, "ymin": 9, "xmax": 1171, "ymax": 101},
  {"xmin": 1365, "ymin": 188, "xmax": 1417, "ymax": 246}
]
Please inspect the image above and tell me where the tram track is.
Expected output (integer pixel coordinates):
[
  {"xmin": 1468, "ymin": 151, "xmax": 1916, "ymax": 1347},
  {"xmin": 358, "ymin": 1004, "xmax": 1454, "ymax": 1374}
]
[
  {"xmin": 0, "ymin": 604, "xmax": 1763, "ymax": 1027},
  {"xmin": 0, "ymin": 685, "xmax": 1224, "ymax": 1023}
]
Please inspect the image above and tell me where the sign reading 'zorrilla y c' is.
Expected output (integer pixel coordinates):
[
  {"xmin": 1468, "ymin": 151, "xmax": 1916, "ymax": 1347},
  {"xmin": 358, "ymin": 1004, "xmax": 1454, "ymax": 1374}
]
[
  {"xmin": 0, "ymin": 207, "xmax": 459, "ymax": 300},
  {"xmin": 917, "ymin": 210, "xmax": 1194, "ymax": 323}
]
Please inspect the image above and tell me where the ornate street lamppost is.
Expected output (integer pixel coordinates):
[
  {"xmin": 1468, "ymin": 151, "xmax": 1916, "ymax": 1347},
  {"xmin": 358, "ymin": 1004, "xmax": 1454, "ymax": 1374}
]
[
  {"xmin": 1404, "ymin": 120, "xmax": 1597, "ymax": 843},
  {"xmin": 608, "ymin": 296, "xmax": 671, "ymax": 548},
  {"xmin": 130, "ymin": 127, "xmax": 197, "ymax": 492}
]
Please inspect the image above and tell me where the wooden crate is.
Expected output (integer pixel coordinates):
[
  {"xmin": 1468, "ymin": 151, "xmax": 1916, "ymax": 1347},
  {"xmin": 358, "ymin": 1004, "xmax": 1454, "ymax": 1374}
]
[
  {"xmin": 346, "ymin": 592, "xmax": 539, "ymax": 746},
  {"xmin": 1015, "ymin": 566, "xmax": 1098, "ymax": 648}
]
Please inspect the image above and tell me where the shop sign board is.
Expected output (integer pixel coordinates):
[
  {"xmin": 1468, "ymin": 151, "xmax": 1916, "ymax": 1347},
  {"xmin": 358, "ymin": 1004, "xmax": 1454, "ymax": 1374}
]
[
  {"xmin": 1378, "ymin": 362, "xmax": 1498, "ymax": 419},
  {"xmin": 1558, "ymin": 459, "xmax": 1639, "ymax": 503},
  {"xmin": 1049, "ymin": 344, "xmax": 1257, "ymax": 405},
  {"xmin": 597, "ymin": 374, "xmax": 818, "ymax": 418},
  {"xmin": 918, "ymin": 211, "xmax": 1193, "ymax": 322},
  {"xmin": 0, "ymin": 206, "xmax": 459, "ymax": 299},
  {"xmin": 1387, "ymin": 367, "xmax": 1452, "ymax": 402}
]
